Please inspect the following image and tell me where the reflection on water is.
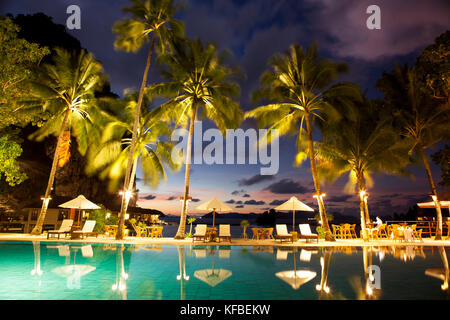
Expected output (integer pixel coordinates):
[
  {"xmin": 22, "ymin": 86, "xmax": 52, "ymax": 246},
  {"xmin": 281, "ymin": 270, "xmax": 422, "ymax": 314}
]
[{"xmin": 0, "ymin": 242, "xmax": 448, "ymax": 300}]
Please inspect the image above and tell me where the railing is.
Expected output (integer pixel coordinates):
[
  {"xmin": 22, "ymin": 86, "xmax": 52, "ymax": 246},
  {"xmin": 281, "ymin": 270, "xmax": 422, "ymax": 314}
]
[{"xmin": 385, "ymin": 220, "xmax": 450, "ymax": 238}]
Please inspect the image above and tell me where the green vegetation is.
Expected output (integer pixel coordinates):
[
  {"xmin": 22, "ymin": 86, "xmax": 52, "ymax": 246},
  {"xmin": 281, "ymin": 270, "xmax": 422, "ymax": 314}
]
[
  {"xmin": 246, "ymin": 43, "xmax": 360, "ymax": 241},
  {"xmin": 112, "ymin": 0, "xmax": 184, "ymax": 240},
  {"xmin": 0, "ymin": 135, "xmax": 27, "ymax": 186},
  {"xmin": 148, "ymin": 37, "xmax": 242, "ymax": 239}
]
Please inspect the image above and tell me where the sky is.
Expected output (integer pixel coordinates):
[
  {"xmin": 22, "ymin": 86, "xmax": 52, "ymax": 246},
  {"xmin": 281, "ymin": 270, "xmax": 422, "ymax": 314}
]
[{"xmin": 1, "ymin": 0, "xmax": 449, "ymax": 217}]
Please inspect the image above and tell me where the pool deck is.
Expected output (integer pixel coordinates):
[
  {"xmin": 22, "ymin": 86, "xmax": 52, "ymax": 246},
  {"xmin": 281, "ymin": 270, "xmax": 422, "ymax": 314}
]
[{"xmin": 1, "ymin": 233, "xmax": 449, "ymax": 247}]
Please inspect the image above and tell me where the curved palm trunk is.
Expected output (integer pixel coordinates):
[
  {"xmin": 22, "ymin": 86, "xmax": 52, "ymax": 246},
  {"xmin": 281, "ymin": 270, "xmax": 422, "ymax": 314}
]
[
  {"xmin": 305, "ymin": 116, "xmax": 334, "ymax": 241},
  {"xmin": 117, "ymin": 34, "xmax": 156, "ymax": 240},
  {"xmin": 357, "ymin": 171, "xmax": 369, "ymax": 241},
  {"xmin": 175, "ymin": 107, "xmax": 197, "ymax": 239},
  {"xmin": 31, "ymin": 107, "xmax": 71, "ymax": 235},
  {"xmin": 419, "ymin": 143, "xmax": 443, "ymax": 240}
]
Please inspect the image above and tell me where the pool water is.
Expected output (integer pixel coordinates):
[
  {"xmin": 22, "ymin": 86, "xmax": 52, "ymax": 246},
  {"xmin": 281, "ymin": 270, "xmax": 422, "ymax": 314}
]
[{"xmin": 0, "ymin": 242, "xmax": 448, "ymax": 300}]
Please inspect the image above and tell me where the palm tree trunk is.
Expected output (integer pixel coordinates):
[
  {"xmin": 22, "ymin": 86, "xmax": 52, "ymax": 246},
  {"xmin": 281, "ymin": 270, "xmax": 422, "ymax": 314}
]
[
  {"xmin": 117, "ymin": 33, "xmax": 156, "ymax": 240},
  {"xmin": 305, "ymin": 115, "xmax": 334, "ymax": 241},
  {"xmin": 175, "ymin": 106, "xmax": 197, "ymax": 239},
  {"xmin": 357, "ymin": 171, "xmax": 369, "ymax": 241},
  {"xmin": 31, "ymin": 107, "xmax": 71, "ymax": 235},
  {"xmin": 419, "ymin": 143, "xmax": 443, "ymax": 240}
]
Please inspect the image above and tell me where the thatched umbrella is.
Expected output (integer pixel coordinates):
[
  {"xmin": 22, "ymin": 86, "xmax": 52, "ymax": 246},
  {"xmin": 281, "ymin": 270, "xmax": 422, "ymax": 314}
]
[
  {"xmin": 59, "ymin": 195, "xmax": 100, "ymax": 225},
  {"xmin": 196, "ymin": 197, "xmax": 232, "ymax": 228}
]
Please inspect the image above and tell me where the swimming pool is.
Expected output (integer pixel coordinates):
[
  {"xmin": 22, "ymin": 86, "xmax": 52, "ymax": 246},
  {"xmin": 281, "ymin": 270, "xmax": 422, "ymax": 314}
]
[{"xmin": 0, "ymin": 242, "xmax": 448, "ymax": 300}]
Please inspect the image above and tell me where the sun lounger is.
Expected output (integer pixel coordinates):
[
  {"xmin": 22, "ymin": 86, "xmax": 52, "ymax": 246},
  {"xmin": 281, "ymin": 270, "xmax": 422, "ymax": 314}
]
[
  {"xmin": 71, "ymin": 220, "xmax": 98, "ymax": 239},
  {"xmin": 193, "ymin": 224, "xmax": 207, "ymax": 243},
  {"xmin": 219, "ymin": 247, "xmax": 231, "ymax": 258},
  {"xmin": 81, "ymin": 245, "xmax": 93, "ymax": 257},
  {"xmin": 47, "ymin": 219, "xmax": 74, "ymax": 239},
  {"xmin": 276, "ymin": 248, "xmax": 289, "ymax": 260},
  {"xmin": 193, "ymin": 247, "xmax": 207, "ymax": 258},
  {"xmin": 298, "ymin": 224, "xmax": 319, "ymax": 243},
  {"xmin": 275, "ymin": 224, "xmax": 294, "ymax": 243},
  {"xmin": 218, "ymin": 224, "xmax": 232, "ymax": 243}
]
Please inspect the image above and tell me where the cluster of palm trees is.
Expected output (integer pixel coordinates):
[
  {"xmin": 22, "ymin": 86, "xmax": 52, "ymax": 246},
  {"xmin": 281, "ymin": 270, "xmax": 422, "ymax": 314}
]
[{"xmin": 28, "ymin": 0, "xmax": 448, "ymax": 241}]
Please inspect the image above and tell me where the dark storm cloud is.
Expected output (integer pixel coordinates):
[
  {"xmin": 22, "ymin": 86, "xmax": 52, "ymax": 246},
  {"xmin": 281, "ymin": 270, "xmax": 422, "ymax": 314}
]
[
  {"xmin": 237, "ymin": 174, "xmax": 274, "ymax": 186},
  {"xmin": 242, "ymin": 194, "xmax": 251, "ymax": 198},
  {"xmin": 265, "ymin": 179, "xmax": 312, "ymax": 194},
  {"xmin": 236, "ymin": 200, "xmax": 243, "ymax": 205},
  {"xmin": 140, "ymin": 194, "xmax": 156, "ymax": 200},
  {"xmin": 269, "ymin": 199, "xmax": 287, "ymax": 206},
  {"xmin": 167, "ymin": 196, "xmax": 176, "ymax": 201},
  {"xmin": 244, "ymin": 200, "xmax": 266, "ymax": 205},
  {"xmin": 191, "ymin": 198, "xmax": 200, "ymax": 202},
  {"xmin": 225, "ymin": 199, "xmax": 235, "ymax": 204},
  {"xmin": 231, "ymin": 189, "xmax": 246, "ymax": 196},
  {"xmin": 236, "ymin": 205, "xmax": 244, "ymax": 208}
]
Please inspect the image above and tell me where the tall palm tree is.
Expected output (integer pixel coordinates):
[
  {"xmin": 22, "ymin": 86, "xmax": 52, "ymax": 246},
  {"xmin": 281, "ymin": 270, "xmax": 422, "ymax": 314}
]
[
  {"xmin": 28, "ymin": 48, "xmax": 104, "ymax": 234},
  {"xmin": 86, "ymin": 91, "xmax": 181, "ymax": 194},
  {"xmin": 147, "ymin": 38, "xmax": 243, "ymax": 239},
  {"xmin": 316, "ymin": 96, "xmax": 412, "ymax": 240},
  {"xmin": 113, "ymin": 0, "xmax": 184, "ymax": 239},
  {"xmin": 245, "ymin": 43, "xmax": 359, "ymax": 241},
  {"xmin": 377, "ymin": 64, "xmax": 450, "ymax": 240}
]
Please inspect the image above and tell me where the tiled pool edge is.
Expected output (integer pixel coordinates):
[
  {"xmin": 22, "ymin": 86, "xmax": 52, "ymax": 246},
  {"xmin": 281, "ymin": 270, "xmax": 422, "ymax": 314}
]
[{"xmin": 1, "ymin": 233, "xmax": 449, "ymax": 247}]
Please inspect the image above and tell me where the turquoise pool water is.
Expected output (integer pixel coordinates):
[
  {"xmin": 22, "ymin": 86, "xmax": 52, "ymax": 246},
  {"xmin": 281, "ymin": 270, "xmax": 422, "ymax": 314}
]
[{"xmin": 0, "ymin": 241, "xmax": 448, "ymax": 300}]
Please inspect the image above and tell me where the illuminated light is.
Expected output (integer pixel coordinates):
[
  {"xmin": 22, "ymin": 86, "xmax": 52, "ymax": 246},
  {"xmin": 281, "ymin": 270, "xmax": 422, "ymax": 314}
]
[
  {"xmin": 120, "ymin": 190, "xmax": 133, "ymax": 203},
  {"xmin": 184, "ymin": 275, "xmax": 190, "ymax": 281},
  {"xmin": 112, "ymin": 284, "xmax": 117, "ymax": 291},
  {"xmin": 360, "ymin": 190, "xmax": 366, "ymax": 198},
  {"xmin": 369, "ymin": 273, "xmax": 375, "ymax": 282},
  {"xmin": 106, "ymin": 212, "xmax": 111, "ymax": 219},
  {"xmin": 176, "ymin": 275, "xmax": 181, "ymax": 280},
  {"xmin": 366, "ymin": 286, "xmax": 373, "ymax": 295},
  {"xmin": 431, "ymin": 195, "xmax": 438, "ymax": 202},
  {"xmin": 119, "ymin": 283, "xmax": 126, "ymax": 291},
  {"xmin": 442, "ymin": 283, "xmax": 448, "ymax": 291},
  {"xmin": 315, "ymin": 284, "xmax": 321, "ymax": 291},
  {"xmin": 125, "ymin": 214, "xmax": 130, "ymax": 220},
  {"xmin": 324, "ymin": 286, "xmax": 330, "ymax": 294}
]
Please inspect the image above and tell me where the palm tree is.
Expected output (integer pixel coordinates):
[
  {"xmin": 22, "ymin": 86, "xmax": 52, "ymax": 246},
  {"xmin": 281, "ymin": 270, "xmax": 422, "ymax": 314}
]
[
  {"xmin": 147, "ymin": 38, "xmax": 243, "ymax": 239},
  {"xmin": 28, "ymin": 48, "xmax": 104, "ymax": 234},
  {"xmin": 316, "ymin": 96, "xmax": 412, "ymax": 240},
  {"xmin": 377, "ymin": 64, "xmax": 450, "ymax": 240},
  {"xmin": 245, "ymin": 43, "xmax": 359, "ymax": 241},
  {"xmin": 86, "ymin": 91, "xmax": 181, "ymax": 195},
  {"xmin": 113, "ymin": 0, "xmax": 184, "ymax": 239}
]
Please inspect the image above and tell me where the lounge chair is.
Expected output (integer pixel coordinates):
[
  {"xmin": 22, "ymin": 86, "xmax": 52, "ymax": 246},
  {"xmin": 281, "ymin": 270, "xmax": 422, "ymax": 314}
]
[
  {"xmin": 70, "ymin": 220, "xmax": 98, "ymax": 239},
  {"xmin": 275, "ymin": 224, "xmax": 294, "ymax": 243},
  {"xmin": 47, "ymin": 219, "xmax": 74, "ymax": 239},
  {"xmin": 151, "ymin": 226, "xmax": 163, "ymax": 239},
  {"xmin": 81, "ymin": 245, "xmax": 93, "ymax": 257},
  {"xmin": 219, "ymin": 247, "xmax": 231, "ymax": 258},
  {"xmin": 192, "ymin": 224, "xmax": 207, "ymax": 243},
  {"xmin": 218, "ymin": 224, "xmax": 232, "ymax": 243},
  {"xmin": 300, "ymin": 249, "xmax": 312, "ymax": 262},
  {"xmin": 193, "ymin": 247, "xmax": 207, "ymax": 258},
  {"xmin": 276, "ymin": 248, "xmax": 289, "ymax": 260},
  {"xmin": 298, "ymin": 224, "xmax": 319, "ymax": 243}
]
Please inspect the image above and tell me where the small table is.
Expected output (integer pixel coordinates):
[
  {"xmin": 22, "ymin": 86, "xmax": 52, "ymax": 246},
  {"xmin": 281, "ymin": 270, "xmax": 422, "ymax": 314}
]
[
  {"xmin": 105, "ymin": 225, "xmax": 118, "ymax": 238},
  {"xmin": 206, "ymin": 227, "xmax": 217, "ymax": 242},
  {"xmin": 252, "ymin": 228, "xmax": 274, "ymax": 240},
  {"xmin": 290, "ymin": 231, "xmax": 298, "ymax": 241}
]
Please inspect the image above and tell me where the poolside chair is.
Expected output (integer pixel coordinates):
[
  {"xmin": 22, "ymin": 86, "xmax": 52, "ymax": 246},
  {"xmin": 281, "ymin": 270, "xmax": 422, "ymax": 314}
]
[
  {"xmin": 300, "ymin": 249, "xmax": 312, "ymax": 262},
  {"xmin": 276, "ymin": 248, "xmax": 289, "ymax": 260},
  {"xmin": 193, "ymin": 247, "xmax": 207, "ymax": 258},
  {"xmin": 151, "ymin": 226, "xmax": 163, "ymax": 239},
  {"xmin": 332, "ymin": 224, "xmax": 341, "ymax": 239},
  {"xmin": 81, "ymin": 245, "xmax": 93, "ymax": 258},
  {"xmin": 70, "ymin": 220, "xmax": 98, "ymax": 239},
  {"xmin": 218, "ymin": 224, "xmax": 232, "ymax": 243},
  {"xmin": 411, "ymin": 225, "xmax": 424, "ymax": 242},
  {"xmin": 193, "ymin": 224, "xmax": 207, "ymax": 243},
  {"xmin": 219, "ymin": 247, "xmax": 231, "ymax": 258},
  {"xmin": 47, "ymin": 219, "xmax": 74, "ymax": 239},
  {"xmin": 298, "ymin": 224, "xmax": 319, "ymax": 243},
  {"xmin": 275, "ymin": 224, "xmax": 294, "ymax": 243}
]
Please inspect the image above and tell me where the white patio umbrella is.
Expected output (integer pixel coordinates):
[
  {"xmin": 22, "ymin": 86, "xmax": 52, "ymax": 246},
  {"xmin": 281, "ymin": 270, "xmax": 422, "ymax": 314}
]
[
  {"xmin": 275, "ymin": 196, "xmax": 314, "ymax": 230},
  {"xmin": 196, "ymin": 197, "xmax": 232, "ymax": 228},
  {"xmin": 193, "ymin": 250, "xmax": 232, "ymax": 287},
  {"xmin": 275, "ymin": 250, "xmax": 316, "ymax": 290},
  {"xmin": 59, "ymin": 195, "xmax": 101, "ymax": 225}
]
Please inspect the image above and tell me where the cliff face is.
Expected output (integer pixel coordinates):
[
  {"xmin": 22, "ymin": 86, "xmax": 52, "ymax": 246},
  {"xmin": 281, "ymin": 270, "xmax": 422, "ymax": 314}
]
[{"xmin": 0, "ymin": 130, "xmax": 134, "ymax": 214}]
